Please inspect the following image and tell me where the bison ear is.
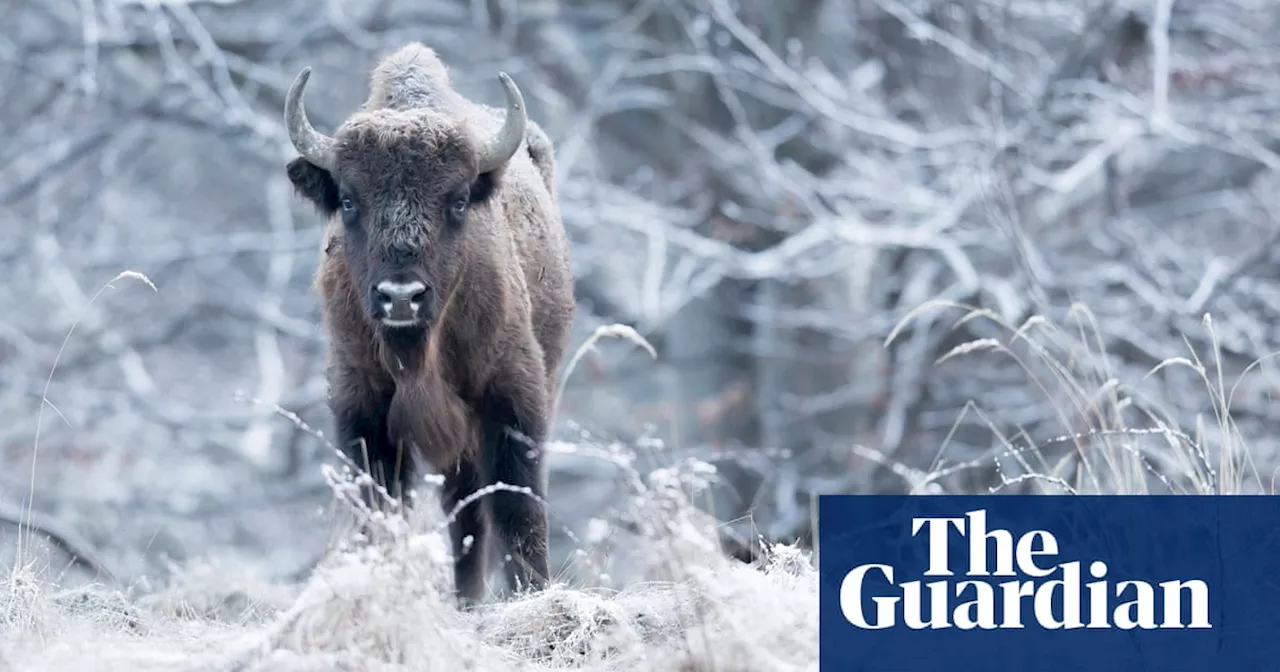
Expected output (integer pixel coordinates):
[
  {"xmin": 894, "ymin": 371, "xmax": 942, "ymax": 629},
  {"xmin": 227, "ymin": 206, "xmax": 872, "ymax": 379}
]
[
  {"xmin": 469, "ymin": 168, "xmax": 501, "ymax": 207},
  {"xmin": 286, "ymin": 157, "xmax": 341, "ymax": 215}
]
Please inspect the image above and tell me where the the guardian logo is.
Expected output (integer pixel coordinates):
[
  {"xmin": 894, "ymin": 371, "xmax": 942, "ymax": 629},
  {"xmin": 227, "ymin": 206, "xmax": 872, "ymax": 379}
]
[{"xmin": 840, "ymin": 509, "xmax": 1212, "ymax": 631}]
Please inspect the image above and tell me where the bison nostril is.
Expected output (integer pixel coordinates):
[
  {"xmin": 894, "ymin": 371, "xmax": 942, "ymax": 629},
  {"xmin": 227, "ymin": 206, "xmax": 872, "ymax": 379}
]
[{"xmin": 376, "ymin": 280, "xmax": 428, "ymax": 308}]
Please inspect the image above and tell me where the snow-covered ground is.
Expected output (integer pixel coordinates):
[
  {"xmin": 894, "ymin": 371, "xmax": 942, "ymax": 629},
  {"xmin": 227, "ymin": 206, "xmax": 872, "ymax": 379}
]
[{"xmin": 0, "ymin": 454, "xmax": 818, "ymax": 671}]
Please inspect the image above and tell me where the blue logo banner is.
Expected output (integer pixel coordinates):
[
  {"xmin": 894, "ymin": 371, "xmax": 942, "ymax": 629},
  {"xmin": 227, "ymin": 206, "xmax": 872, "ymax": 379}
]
[{"xmin": 818, "ymin": 495, "xmax": 1280, "ymax": 671}]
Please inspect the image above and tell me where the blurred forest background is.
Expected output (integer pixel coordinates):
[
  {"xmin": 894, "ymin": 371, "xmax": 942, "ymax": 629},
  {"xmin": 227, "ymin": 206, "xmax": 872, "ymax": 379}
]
[{"xmin": 1, "ymin": 0, "xmax": 1279, "ymax": 592}]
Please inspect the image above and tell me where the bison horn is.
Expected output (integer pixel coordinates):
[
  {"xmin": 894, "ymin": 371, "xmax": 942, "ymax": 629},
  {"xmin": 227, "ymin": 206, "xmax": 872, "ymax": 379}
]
[
  {"xmin": 284, "ymin": 67, "xmax": 338, "ymax": 172},
  {"xmin": 475, "ymin": 72, "xmax": 528, "ymax": 174}
]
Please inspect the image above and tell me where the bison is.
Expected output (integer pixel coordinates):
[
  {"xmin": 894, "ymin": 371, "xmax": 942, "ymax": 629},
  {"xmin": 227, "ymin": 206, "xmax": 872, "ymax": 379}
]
[{"xmin": 281, "ymin": 43, "xmax": 575, "ymax": 604}]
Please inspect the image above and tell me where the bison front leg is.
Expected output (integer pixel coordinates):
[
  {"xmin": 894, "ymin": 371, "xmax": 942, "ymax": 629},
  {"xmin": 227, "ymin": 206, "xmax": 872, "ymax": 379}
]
[
  {"xmin": 442, "ymin": 457, "xmax": 490, "ymax": 607},
  {"xmin": 329, "ymin": 367, "xmax": 412, "ymax": 514},
  {"xmin": 481, "ymin": 341, "xmax": 553, "ymax": 595}
]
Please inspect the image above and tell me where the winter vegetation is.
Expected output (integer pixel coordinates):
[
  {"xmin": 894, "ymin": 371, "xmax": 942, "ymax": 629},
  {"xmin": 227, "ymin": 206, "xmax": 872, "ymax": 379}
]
[{"xmin": 2, "ymin": 0, "xmax": 1279, "ymax": 668}]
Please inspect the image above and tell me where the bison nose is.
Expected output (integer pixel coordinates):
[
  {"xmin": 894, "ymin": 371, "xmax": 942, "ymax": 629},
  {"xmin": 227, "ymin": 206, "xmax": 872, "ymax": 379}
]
[{"xmin": 375, "ymin": 280, "xmax": 428, "ymax": 313}]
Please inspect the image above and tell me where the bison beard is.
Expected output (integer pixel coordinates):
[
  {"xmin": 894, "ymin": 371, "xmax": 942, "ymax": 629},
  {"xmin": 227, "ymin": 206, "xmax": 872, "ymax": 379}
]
[
  {"xmin": 385, "ymin": 363, "xmax": 478, "ymax": 471},
  {"xmin": 376, "ymin": 280, "xmax": 481, "ymax": 472}
]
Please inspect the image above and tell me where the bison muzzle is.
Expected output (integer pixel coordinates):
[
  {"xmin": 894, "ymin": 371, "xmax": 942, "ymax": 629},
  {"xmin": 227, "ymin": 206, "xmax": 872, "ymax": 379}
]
[{"xmin": 282, "ymin": 42, "xmax": 575, "ymax": 606}]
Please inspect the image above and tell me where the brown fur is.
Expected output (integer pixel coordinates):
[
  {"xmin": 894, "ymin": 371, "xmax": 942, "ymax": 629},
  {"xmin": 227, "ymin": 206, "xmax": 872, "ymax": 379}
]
[{"xmin": 286, "ymin": 43, "xmax": 574, "ymax": 604}]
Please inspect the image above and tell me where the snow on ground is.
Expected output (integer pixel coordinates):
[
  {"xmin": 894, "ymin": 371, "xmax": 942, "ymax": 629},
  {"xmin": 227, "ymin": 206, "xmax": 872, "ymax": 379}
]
[{"xmin": 0, "ymin": 455, "xmax": 819, "ymax": 671}]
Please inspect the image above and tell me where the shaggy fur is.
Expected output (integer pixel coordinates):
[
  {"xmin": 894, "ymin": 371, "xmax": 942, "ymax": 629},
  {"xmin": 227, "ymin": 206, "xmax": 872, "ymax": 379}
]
[{"xmin": 285, "ymin": 43, "xmax": 575, "ymax": 604}]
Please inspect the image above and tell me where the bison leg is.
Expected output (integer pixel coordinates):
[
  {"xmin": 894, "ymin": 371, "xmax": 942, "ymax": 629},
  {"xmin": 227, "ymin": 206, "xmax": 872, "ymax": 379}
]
[
  {"xmin": 328, "ymin": 369, "xmax": 413, "ymax": 513},
  {"xmin": 442, "ymin": 457, "xmax": 489, "ymax": 607},
  {"xmin": 484, "ymin": 422, "xmax": 550, "ymax": 594},
  {"xmin": 481, "ymin": 344, "xmax": 553, "ymax": 595}
]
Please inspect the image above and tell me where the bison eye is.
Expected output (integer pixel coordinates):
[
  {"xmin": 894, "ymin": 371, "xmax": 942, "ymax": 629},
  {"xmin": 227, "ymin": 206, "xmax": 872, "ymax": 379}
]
[
  {"xmin": 341, "ymin": 197, "xmax": 355, "ymax": 212},
  {"xmin": 451, "ymin": 198, "xmax": 468, "ymax": 215}
]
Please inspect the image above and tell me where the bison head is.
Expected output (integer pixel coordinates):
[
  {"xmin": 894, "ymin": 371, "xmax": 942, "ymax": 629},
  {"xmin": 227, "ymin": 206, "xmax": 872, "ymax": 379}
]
[{"xmin": 283, "ymin": 65, "xmax": 526, "ymax": 335}]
